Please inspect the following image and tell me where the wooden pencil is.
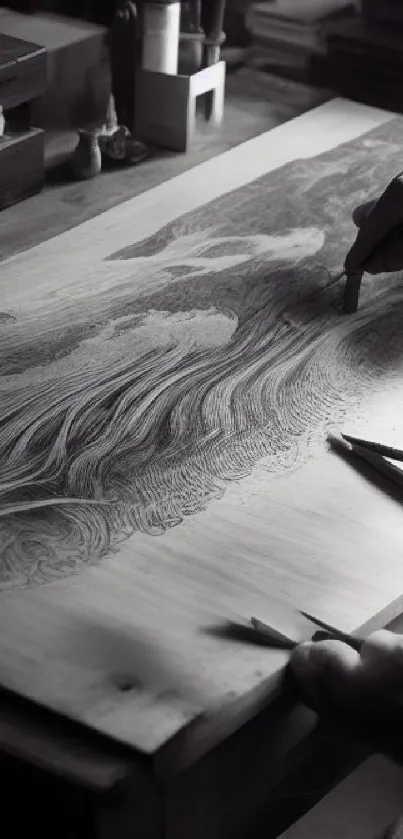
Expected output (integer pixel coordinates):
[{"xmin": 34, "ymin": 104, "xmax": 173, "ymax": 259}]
[
  {"xmin": 249, "ymin": 617, "xmax": 296, "ymax": 650},
  {"xmin": 327, "ymin": 433, "xmax": 403, "ymax": 492},
  {"xmin": 343, "ymin": 271, "xmax": 363, "ymax": 314},
  {"xmin": 342, "ymin": 433, "xmax": 403, "ymax": 462},
  {"xmin": 299, "ymin": 610, "xmax": 363, "ymax": 651}
]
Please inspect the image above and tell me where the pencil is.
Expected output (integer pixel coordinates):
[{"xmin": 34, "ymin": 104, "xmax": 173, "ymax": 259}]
[
  {"xmin": 299, "ymin": 610, "xmax": 363, "ymax": 652},
  {"xmin": 250, "ymin": 617, "xmax": 296, "ymax": 650},
  {"xmin": 343, "ymin": 271, "xmax": 363, "ymax": 314},
  {"xmin": 342, "ymin": 433, "xmax": 403, "ymax": 462},
  {"xmin": 327, "ymin": 432, "xmax": 403, "ymax": 492}
]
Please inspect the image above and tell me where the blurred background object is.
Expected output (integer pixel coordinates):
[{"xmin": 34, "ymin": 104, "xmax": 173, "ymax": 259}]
[
  {"xmin": 312, "ymin": 0, "xmax": 403, "ymax": 112},
  {"xmin": 246, "ymin": 0, "xmax": 355, "ymax": 80},
  {"xmin": 2, "ymin": 0, "xmax": 402, "ymax": 166},
  {"xmin": 244, "ymin": 0, "xmax": 403, "ymax": 113}
]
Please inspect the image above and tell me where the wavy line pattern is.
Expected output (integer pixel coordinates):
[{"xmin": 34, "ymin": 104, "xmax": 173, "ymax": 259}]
[{"xmin": 2, "ymin": 118, "xmax": 403, "ymax": 590}]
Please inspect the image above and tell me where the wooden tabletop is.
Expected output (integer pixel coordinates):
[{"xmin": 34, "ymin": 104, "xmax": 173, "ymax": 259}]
[
  {"xmin": 1, "ymin": 99, "xmax": 403, "ymax": 778},
  {"xmin": 0, "ymin": 31, "xmax": 44, "ymax": 65}
]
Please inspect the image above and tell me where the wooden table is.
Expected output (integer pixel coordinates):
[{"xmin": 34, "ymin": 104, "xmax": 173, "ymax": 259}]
[
  {"xmin": 2, "ymin": 613, "xmax": 403, "ymax": 839},
  {"xmin": 2, "ymin": 98, "xmax": 403, "ymax": 838}
]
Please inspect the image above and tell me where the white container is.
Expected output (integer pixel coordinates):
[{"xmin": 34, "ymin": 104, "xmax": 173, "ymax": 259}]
[{"xmin": 142, "ymin": 1, "xmax": 180, "ymax": 75}]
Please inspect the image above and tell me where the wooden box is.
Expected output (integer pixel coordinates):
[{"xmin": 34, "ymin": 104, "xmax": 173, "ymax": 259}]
[
  {"xmin": 135, "ymin": 61, "xmax": 226, "ymax": 152},
  {"xmin": 0, "ymin": 11, "xmax": 109, "ymax": 130}
]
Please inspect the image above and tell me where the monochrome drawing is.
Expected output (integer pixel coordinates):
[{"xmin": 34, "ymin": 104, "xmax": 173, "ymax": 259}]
[{"xmin": 2, "ymin": 117, "xmax": 403, "ymax": 590}]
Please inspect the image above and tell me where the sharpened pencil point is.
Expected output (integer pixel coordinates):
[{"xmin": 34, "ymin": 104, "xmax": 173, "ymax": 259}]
[{"xmin": 326, "ymin": 432, "xmax": 352, "ymax": 453}]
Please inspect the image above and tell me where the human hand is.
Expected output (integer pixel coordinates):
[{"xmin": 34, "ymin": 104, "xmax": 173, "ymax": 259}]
[
  {"xmin": 345, "ymin": 174, "xmax": 403, "ymax": 275},
  {"xmin": 289, "ymin": 630, "xmax": 403, "ymax": 729}
]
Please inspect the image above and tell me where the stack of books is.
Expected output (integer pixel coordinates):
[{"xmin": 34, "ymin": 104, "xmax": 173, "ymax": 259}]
[
  {"xmin": 312, "ymin": 12, "xmax": 403, "ymax": 111},
  {"xmin": 246, "ymin": 0, "xmax": 356, "ymax": 78}
]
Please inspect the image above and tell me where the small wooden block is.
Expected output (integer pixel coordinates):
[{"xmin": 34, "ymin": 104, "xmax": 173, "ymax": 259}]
[{"xmin": 135, "ymin": 61, "xmax": 226, "ymax": 152}]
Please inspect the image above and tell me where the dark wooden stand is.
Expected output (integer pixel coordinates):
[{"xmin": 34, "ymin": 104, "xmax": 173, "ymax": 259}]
[{"xmin": 0, "ymin": 32, "xmax": 47, "ymax": 209}]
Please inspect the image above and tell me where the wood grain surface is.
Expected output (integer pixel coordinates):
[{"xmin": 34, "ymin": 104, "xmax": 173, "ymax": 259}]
[{"xmin": 1, "ymin": 99, "xmax": 402, "ymax": 773}]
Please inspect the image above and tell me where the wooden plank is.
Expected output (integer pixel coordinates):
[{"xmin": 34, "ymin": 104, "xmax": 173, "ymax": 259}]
[
  {"xmin": 135, "ymin": 68, "xmax": 192, "ymax": 152},
  {"xmin": 0, "ymin": 99, "xmax": 402, "ymax": 777}
]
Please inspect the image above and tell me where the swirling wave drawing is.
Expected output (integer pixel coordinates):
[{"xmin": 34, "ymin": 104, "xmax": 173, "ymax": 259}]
[{"xmin": 2, "ymin": 117, "xmax": 403, "ymax": 590}]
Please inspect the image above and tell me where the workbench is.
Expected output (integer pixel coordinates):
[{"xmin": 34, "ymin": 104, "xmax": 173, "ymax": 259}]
[
  {"xmin": 2, "ymin": 97, "xmax": 403, "ymax": 838},
  {"xmin": 2, "ymin": 610, "xmax": 402, "ymax": 839}
]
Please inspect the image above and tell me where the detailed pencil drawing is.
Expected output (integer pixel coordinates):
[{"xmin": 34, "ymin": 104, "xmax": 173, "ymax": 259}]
[{"xmin": 2, "ymin": 117, "xmax": 403, "ymax": 590}]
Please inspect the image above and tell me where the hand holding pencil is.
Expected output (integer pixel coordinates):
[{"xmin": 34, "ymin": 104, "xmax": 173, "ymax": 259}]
[
  {"xmin": 289, "ymin": 629, "xmax": 403, "ymax": 737},
  {"xmin": 286, "ymin": 428, "xmax": 403, "ymax": 738},
  {"xmin": 343, "ymin": 174, "xmax": 403, "ymax": 313},
  {"xmin": 345, "ymin": 173, "xmax": 403, "ymax": 276}
]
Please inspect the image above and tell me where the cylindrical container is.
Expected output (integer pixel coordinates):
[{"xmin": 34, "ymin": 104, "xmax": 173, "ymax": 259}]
[{"xmin": 142, "ymin": 0, "xmax": 180, "ymax": 75}]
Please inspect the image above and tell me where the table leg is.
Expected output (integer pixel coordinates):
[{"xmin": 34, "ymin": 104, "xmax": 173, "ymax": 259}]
[{"xmin": 110, "ymin": 0, "xmax": 140, "ymax": 133}]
